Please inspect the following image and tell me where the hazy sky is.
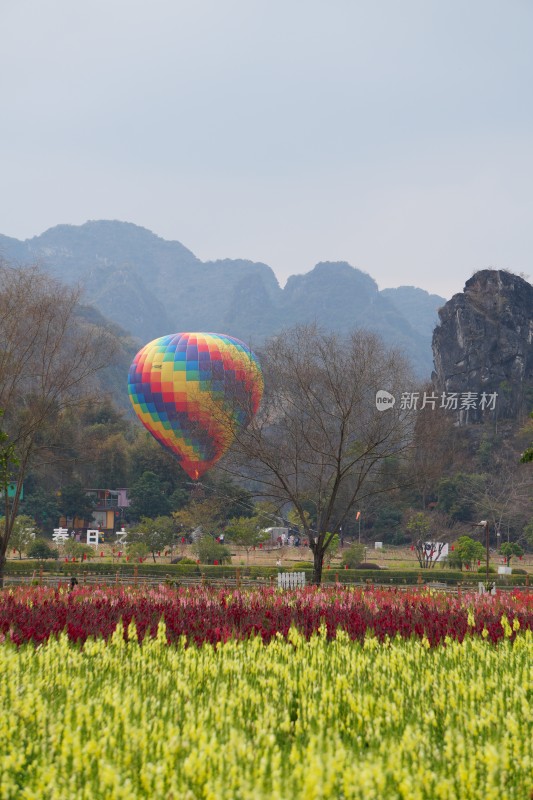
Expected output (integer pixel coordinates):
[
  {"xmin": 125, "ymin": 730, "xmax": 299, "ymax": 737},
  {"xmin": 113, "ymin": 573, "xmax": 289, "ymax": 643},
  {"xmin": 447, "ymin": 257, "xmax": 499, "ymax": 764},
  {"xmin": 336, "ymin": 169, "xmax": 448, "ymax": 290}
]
[{"xmin": 2, "ymin": 1, "xmax": 532, "ymax": 298}]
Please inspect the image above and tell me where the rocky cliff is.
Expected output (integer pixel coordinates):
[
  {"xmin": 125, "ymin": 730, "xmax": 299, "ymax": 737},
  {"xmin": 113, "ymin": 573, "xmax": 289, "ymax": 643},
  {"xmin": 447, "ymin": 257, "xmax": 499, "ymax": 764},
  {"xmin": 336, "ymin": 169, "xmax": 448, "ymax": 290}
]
[{"xmin": 432, "ymin": 270, "xmax": 533, "ymax": 422}]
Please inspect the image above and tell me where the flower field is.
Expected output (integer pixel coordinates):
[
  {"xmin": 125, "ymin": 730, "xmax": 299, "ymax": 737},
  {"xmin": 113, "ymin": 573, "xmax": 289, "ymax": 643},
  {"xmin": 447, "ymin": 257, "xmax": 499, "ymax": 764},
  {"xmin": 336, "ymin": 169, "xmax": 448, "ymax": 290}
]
[
  {"xmin": 1, "ymin": 584, "xmax": 532, "ymax": 645},
  {"xmin": 0, "ymin": 587, "xmax": 531, "ymax": 799}
]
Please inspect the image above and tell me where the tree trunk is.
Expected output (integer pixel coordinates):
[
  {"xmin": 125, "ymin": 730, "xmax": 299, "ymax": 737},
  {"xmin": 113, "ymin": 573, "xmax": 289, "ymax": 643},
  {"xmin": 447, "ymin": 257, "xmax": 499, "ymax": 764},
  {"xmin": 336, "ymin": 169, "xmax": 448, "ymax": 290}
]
[
  {"xmin": 0, "ymin": 550, "xmax": 5, "ymax": 589},
  {"xmin": 312, "ymin": 547, "xmax": 324, "ymax": 585}
]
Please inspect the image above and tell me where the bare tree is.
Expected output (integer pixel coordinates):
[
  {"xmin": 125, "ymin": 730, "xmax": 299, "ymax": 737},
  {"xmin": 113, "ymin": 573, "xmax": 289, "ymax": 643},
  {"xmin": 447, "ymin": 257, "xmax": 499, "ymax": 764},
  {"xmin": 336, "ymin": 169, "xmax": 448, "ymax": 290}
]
[
  {"xmin": 408, "ymin": 397, "xmax": 468, "ymax": 508},
  {"xmin": 407, "ymin": 510, "xmax": 452, "ymax": 568},
  {"xmin": 226, "ymin": 325, "xmax": 415, "ymax": 584},
  {"xmin": 0, "ymin": 261, "xmax": 117, "ymax": 584},
  {"xmin": 472, "ymin": 465, "xmax": 533, "ymax": 547}
]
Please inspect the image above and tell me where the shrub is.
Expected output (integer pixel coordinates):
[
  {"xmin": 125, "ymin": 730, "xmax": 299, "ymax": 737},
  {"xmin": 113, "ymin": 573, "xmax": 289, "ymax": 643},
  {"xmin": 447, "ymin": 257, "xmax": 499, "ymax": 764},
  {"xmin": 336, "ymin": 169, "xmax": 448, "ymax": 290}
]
[
  {"xmin": 355, "ymin": 562, "xmax": 381, "ymax": 570},
  {"xmin": 340, "ymin": 544, "xmax": 365, "ymax": 569},
  {"xmin": 477, "ymin": 565, "xmax": 496, "ymax": 574},
  {"xmin": 63, "ymin": 540, "xmax": 94, "ymax": 560},
  {"xmin": 193, "ymin": 535, "xmax": 232, "ymax": 565},
  {"xmin": 27, "ymin": 540, "xmax": 58, "ymax": 560},
  {"xmin": 126, "ymin": 541, "xmax": 149, "ymax": 560}
]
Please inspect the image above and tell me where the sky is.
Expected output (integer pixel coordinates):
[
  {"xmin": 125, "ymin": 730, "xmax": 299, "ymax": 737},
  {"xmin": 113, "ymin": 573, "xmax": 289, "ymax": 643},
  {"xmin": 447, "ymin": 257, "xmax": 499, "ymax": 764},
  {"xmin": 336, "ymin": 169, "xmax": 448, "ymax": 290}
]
[{"xmin": 1, "ymin": 0, "xmax": 532, "ymax": 298}]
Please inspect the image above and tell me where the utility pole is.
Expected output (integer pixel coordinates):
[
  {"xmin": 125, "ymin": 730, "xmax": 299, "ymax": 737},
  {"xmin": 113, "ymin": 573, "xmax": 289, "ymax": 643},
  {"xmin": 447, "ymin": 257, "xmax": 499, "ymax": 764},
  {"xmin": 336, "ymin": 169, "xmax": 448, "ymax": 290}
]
[
  {"xmin": 478, "ymin": 520, "xmax": 490, "ymax": 584},
  {"xmin": 485, "ymin": 520, "xmax": 490, "ymax": 584}
]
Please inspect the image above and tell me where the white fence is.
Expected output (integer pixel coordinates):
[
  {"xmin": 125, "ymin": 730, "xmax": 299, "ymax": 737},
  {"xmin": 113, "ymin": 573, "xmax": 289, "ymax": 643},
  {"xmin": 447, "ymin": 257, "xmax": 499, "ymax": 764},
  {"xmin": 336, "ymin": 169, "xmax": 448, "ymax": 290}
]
[{"xmin": 277, "ymin": 571, "xmax": 306, "ymax": 589}]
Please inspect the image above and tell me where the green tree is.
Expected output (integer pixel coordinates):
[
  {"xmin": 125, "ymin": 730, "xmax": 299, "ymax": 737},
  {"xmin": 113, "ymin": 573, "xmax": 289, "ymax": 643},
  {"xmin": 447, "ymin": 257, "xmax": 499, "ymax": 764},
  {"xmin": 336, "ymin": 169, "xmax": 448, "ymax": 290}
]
[
  {"xmin": 1, "ymin": 514, "xmax": 35, "ymax": 559},
  {"xmin": 126, "ymin": 541, "xmax": 150, "ymax": 560},
  {"xmin": 89, "ymin": 433, "xmax": 131, "ymax": 488},
  {"xmin": 27, "ymin": 539, "xmax": 58, "ymax": 560},
  {"xmin": 128, "ymin": 433, "xmax": 192, "ymax": 498},
  {"xmin": 128, "ymin": 471, "xmax": 171, "ymax": 520},
  {"xmin": 19, "ymin": 488, "xmax": 59, "ymax": 533},
  {"xmin": 204, "ymin": 476, "xmax": 255, "ymax": 521},
  {"xmin": 500, "ymin": 541, "xmax": 524, "ymax": 566},
  {"xmin": 406, "ymin": 512, "xmax": 431, "ymax": 538},
  {"xmin": 58, "ymin": 482, "xmax": 96, "ymax": 525},
  {"xmin": 63, "ymin": 539, "xmax": 94, "ymax": 561},
  {"xmin": 521, "ymin": 448, "xmax": 533, "ymax": 463},
  {"xmin": 372, "ymin": 505, "xmax": 404, "ymax": 544},
  {"xmin": 437, "ymin": 474, "xmax": 485, "ymax": 522},
  {"xmin": 225, "ymin": 516, "xmax": 270, "ymax": 563},
  {"xmin": 324, "ymin": 533, "xmax": 341, "ymax": 566},
  {"xmin": 173, "ymin": 497, "xmax": 225, "ymax": 539},
  {"xmin": 449, "ymin": 536, "xmax": 485, "ymax": 570},
  {"xmin": 129, "ymin": 516, "xmax": 176, "ymax": 563}
]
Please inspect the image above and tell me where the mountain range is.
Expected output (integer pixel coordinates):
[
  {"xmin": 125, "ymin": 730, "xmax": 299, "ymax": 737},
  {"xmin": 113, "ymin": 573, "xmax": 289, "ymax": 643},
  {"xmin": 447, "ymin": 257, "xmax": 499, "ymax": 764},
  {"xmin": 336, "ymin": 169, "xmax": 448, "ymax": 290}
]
[{"xmin": 0, "ymin": 220, "xmax": 446, "ymax": 378}]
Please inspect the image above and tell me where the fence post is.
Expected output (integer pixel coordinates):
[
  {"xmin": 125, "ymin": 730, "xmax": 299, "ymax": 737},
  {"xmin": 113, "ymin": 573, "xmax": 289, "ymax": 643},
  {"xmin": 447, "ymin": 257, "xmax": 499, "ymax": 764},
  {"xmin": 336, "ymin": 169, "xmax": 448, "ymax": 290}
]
[
  {"xmin": 236, "ymin": 568, "xmax": 241, "ymax": 589},
  {"xmin": 134, "ymin": 565, "xmax": 138, "ymax": 585}
]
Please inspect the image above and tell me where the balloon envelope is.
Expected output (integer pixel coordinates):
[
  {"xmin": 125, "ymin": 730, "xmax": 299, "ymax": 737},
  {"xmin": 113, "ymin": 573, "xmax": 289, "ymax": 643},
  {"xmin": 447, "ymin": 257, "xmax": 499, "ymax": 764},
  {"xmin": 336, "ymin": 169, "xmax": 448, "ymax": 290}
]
[{"xmin": 128, "ymin": 332, "xmax": 263, "ymax": 479}]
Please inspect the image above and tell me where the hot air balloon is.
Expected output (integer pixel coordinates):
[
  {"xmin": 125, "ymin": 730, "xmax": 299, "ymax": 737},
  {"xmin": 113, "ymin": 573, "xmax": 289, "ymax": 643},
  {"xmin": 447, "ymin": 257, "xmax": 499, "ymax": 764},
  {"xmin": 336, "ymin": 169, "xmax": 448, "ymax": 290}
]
[{"xmin": 128, "ymin": 332, "xmax": 263, "ymax": 479}]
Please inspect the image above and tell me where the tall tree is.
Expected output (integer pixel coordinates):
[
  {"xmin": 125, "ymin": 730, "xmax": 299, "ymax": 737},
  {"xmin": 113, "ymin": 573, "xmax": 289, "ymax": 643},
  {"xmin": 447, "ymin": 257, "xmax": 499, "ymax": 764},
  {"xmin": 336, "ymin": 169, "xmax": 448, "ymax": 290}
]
[
  {"xmin": 57, "ymin": 482, "xmax": 97, "ymax": 525},
  {"xmin": 227, "ymin": 325, "xmax": 414, "ymax": 584},
  {"xmin": 0, "ymin": 261, "xmax": 116, "ymax": 584},
  {"xmin": 406, "ymin": 511, "xmax": 448, "ymax": 569},
  {"xmin": 19, "ymin": 487, "xmax": 60, "ymax": 533},
  {"xmin": 128, "ymin": 471, "xmax": 171, "ymax": 520},
  {"xmin": 0, "ymin": 514, "xmax": 35, "ymax": 559},
  {"xmin": 449, "ymin": 536, "xmax": 486, "ymax": 570},
  {"xmin": 129, "ymin": 516, "xmax": 176, "ymax": 563},
  {"xmin": 173, "ymin": 497, "xmax": 226, "ymax": 539},
  {"xmin": 500, "ymin": 541, "xmax": 523, "ymax": 566},
  {"xmin": 407, "ymin": 399, "xmax": 466, "ymax": 508},
  {"xmin": 225, "ymin": 516, "xmax": 270, "ymax": 563}
]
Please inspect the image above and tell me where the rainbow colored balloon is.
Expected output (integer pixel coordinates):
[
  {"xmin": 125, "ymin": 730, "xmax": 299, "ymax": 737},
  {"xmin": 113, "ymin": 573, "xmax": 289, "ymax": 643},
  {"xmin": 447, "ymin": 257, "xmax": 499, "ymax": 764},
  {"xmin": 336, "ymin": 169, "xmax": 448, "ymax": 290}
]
[{"xmin": 128, "ymin": 332, "xmax": 263, "ymax": 479}]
